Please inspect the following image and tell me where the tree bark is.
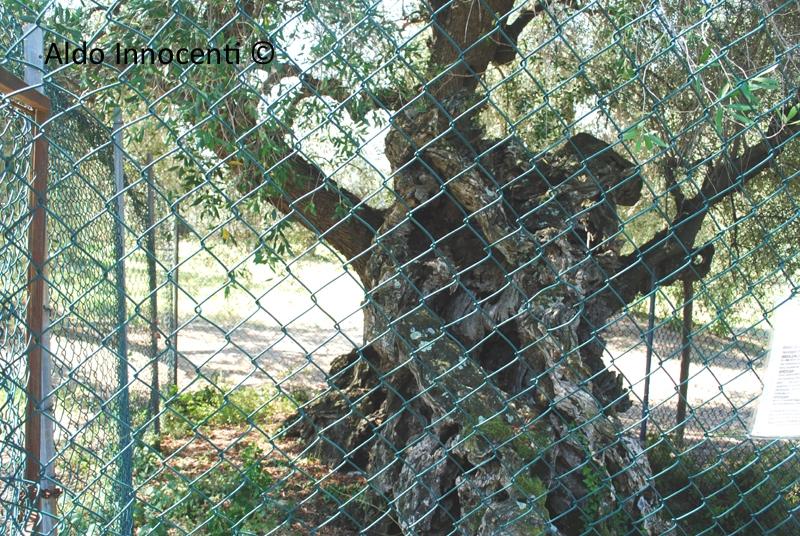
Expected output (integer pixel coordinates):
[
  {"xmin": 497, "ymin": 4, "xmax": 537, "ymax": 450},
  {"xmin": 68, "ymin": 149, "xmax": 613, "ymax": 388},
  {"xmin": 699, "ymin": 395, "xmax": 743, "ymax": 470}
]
[
  {"xmin": 279, "ymin": 3, "xmax": 798, "ymax": 534},
  {"xmin": 286, "ymin": 107, "xmax": 669, "ymax": 533},
  {"xmin": 282, "ymin": 108, "xmax": 797, "ymax": 535}
]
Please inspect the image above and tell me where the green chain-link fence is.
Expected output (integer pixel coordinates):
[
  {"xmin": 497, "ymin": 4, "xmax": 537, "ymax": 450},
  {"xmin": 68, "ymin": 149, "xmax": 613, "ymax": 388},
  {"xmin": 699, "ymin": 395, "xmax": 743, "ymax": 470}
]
[
  {"xmin": 2, "ymin": 0, "xmax": 800, "ymax": 534},
  {"xmin": 0, "ymin": 12, "xmax": 32, "ymax": 529}
]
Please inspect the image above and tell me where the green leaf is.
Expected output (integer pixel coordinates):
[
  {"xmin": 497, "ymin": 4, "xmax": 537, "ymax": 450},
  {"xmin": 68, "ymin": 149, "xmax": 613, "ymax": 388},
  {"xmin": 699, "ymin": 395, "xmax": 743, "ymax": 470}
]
[
  {"xmin": 645, "ymin": 133, "xmax": 668, "ymax": 148},
  {"xmin": 714, "ymin": 108, "xmax": 724, "ymax": 133},
  {"xmin": 740, "ymin": 82, "xmax": 758, "ymax": 106},
  {"xmin": 726, "ymin": 103, "xmax": 755, "ymax": 112},
  {"xmin": 750, "ymin": 76, "xmax": 780, "ymax": 91},
  {"xmin": 622, "ymin": 123, "xmax": 641, "ymax": 141},
  {"xmin": 785, "ymin": 105, "xmax": 798, "ymax": 124}
]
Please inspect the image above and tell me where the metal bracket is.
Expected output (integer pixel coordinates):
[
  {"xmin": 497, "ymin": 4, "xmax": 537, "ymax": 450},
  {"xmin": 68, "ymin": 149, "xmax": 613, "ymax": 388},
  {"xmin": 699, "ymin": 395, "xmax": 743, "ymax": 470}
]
[{"xmin": 39, "ymin": 487, "xmax": 62, "ymax": 500}]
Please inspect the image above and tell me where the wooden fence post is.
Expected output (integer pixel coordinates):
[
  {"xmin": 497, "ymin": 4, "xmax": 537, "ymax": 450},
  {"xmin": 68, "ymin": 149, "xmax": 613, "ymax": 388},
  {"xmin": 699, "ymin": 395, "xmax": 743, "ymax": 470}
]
[{"xmin": 22, "ymin": 24, "xmax": 57, "ymax": 535}]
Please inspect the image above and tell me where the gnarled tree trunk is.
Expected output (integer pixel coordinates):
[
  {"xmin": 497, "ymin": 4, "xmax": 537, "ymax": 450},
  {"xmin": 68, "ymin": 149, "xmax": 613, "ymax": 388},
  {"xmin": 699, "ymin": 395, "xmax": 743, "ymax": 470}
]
[
  {"xmin": 277, "ymin": 3, "xmax": 797, "ymax": 534},
  {"xmin": 288, "ymin": 105, "xmax": 664, "ymax": 533}
]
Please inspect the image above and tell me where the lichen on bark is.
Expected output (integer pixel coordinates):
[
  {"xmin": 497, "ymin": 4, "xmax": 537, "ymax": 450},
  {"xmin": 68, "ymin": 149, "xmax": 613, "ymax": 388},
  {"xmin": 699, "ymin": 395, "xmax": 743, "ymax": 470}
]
[{"xmin": 285, "ymin": 88, "xmax": 669, "ymax": 532}]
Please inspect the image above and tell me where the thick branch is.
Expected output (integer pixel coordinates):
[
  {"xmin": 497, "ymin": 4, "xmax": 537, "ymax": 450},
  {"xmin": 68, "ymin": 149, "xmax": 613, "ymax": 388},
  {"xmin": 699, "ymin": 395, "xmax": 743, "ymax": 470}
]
[
  {"xmin": 601, "ymin": 118, "xmax": 799, "ymax": 312},
  {"xmin": 492, "ymin": 2, "xmax": 580, "ymax": 65},
  {"xmin": 427, "ymin": 0, "xmax": 579, "ymax": 100},
  {"xmin": 266, "ymin": 63, "xmax": 406, "ymax": 120},
  {"xmin": 492, "ymin": 9, "xmax": 539, "ymax": 65},
  {"xmin": 203, "ymin": 93, "xmax": 383, "ymax": 280},
  {"xmin": 426, "ymin": 0, "xmax": 515, "ymax": 99},
  {"xmin": 264, "ymin": 155, "xmax": 383, "ymax": 279}
]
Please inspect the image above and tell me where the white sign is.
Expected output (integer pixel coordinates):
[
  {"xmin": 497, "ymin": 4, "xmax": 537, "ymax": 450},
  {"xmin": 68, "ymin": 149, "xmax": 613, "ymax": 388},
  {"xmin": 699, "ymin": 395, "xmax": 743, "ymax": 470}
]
[{"xmin": 750, "ymin": 298, "xmax": 800, "ymax": 438}]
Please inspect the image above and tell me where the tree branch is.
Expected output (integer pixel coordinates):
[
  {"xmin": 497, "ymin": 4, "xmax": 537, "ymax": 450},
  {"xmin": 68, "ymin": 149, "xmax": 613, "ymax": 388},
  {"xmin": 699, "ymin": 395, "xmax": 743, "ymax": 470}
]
[
  {"xmin": 266, "ymin": 63, "xmax": 406, "ymax": 120},
  {"xmin": 492, "ymin": 1, "xmax": 580, "ymax": 65},
  {"xmin": 264, "ymin": 154, "xmax": 384, "ymax": 279},
  {"xmin": 426, "ymin": 0, "xmax": 516, "ymax": 99},
  {"xmin": 425, "ymin": 0, "xmax": 580, "ymax": 100},
  {"xmin": 599, "ymin": 116, "xmax": 799, "ymax": 313},
  {"xmin": 205, "ymin": 115, "xmax": 383, "ymax": 280}
]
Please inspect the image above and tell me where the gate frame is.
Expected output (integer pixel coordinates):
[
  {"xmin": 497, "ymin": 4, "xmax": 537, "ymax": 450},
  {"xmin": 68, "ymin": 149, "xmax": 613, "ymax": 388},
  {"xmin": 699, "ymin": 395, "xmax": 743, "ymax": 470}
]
[{"xmin": 0, "ymin": 28, "xmax": 52, "ymax": 532}]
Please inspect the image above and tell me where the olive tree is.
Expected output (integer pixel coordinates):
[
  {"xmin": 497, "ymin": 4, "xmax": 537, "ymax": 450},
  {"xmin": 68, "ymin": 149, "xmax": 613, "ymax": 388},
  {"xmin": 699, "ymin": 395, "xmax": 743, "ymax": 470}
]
[{"xmin": 32, "ymin": 0, "xmax": 800, "ymax": 532}]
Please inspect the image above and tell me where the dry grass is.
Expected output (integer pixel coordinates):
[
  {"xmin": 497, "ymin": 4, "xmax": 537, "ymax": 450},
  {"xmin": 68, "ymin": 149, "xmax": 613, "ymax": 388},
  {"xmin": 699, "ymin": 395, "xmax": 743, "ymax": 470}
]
[{"xmin": 133, "ymin": 387, "xmax": 369, "ymax": 535}]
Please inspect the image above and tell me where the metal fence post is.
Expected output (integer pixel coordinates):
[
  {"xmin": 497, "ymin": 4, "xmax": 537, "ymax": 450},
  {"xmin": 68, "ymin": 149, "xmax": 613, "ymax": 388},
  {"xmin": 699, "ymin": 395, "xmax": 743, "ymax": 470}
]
[
  {"xmin": 639, "ymin": 286, "xmax": 657, "ymax": 444},
  {"xmin": 171, "ymin": 204, "xmax": 179, "ymax": 388},
  {"xmin": 675, "ymin": 279, "xmax": 694, "ymax": 445},
  {"xmin": 112, "ymin": 109, "xmax": 134, "ymax": 535},
  {"xmin": 145, "ymin": 156, "xmax": 161, "ymax": 440}
]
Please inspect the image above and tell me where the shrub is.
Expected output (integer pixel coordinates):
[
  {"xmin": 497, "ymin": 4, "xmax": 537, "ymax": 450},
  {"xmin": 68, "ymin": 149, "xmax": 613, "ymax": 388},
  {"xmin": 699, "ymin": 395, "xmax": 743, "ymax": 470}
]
[{"xmin": 648, "ymin": 438, "xmax": 800, "ymax": 535}]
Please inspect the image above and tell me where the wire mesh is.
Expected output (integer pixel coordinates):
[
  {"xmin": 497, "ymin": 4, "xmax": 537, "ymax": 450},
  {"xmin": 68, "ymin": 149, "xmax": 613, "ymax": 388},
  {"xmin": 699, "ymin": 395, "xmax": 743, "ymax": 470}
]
[
  {"xmin": 0, "ymin": 73, "xmax": 34, "ymax": 535},
  {"xmin": 0, "ymin": 0, "xmax": 799, "ymax": 535}
]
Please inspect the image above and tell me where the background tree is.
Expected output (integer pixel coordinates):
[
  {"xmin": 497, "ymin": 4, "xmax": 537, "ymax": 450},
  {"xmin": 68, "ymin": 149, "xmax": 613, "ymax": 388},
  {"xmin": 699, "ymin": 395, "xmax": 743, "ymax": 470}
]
[{"xmin": 14, "ymin": 0, "xmax": 800, "ymax": 533}]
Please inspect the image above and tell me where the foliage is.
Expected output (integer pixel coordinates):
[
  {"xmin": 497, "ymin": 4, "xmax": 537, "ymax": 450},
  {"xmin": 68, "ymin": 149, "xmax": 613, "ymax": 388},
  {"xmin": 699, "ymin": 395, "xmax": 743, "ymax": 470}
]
[
  {"xmin": 15, "ymin": 0, "xmax": 799, "ymax": 315},
  {"xmin": 2, "ymin": 0, "xmax": 800, "ymax": 533},
  {"xmin": 162, "ymin": 383, "xmax": 298, "ymax": 438},
  {"xmin": 127, "ymin": 385, "xmax": 367, "ymax": 535},
  {"xmin": 481, "ymin": 0, "xmax": 800, "ymax": 325},
  {"xmin": 648, "ymin": 438, "xmax": 800, "ymax": 535},
  {"xmin": 133, "ymin": 442, "xmax": 284, "ymax": 535},
  {"xmin": 579, "ymin": 460, "xmax": 630, "ymax": 536}
]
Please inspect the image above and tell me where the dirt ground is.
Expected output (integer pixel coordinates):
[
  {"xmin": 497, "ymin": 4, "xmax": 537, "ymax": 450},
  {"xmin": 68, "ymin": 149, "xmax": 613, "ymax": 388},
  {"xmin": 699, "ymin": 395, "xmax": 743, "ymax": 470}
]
[
  {"xmin": 51, "ymin": 260, "xmax": 770, "ymax": 442},
  {"xmin": 602, "ymin": 315, "xmax": 768, "ymax": 440},
  {"xmin": 169, "ymin": 261, "xmax": 364, "ymax": 391}
]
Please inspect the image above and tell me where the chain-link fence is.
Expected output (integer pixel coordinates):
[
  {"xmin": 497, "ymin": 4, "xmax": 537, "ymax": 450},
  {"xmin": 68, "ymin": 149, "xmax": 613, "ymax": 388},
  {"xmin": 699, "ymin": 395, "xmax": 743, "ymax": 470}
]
[
  {"xmin": 0, "ymin": 25, "xmax": 33, "ymax": 531},
  {"xmin": 41, "ymin": 91, "xmax": 179, "ymax": 534},
  {"xmin": 2, "ymin": 0, "xmax": 800, "ymax": 534},
  {"xmin": 609, "ymin": 285, "xmax": 774, "ymax": 452}
]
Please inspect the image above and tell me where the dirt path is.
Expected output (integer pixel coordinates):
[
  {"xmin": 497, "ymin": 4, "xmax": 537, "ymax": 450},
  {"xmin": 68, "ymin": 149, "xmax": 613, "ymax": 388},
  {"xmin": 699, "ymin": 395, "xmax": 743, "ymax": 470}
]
[
  {"xmin": 603, "ymin": 315, "xmax": 767, "ymax": 439},
  {"xmin": 51, "ymin": 260, "xmax": 769, "ymax": 442},
  {"xmin": 171, "ymin": 261, "xmax": 364, "ymax": 391},
  {"xmin": 166, "ymin": 263, "xmax": 769, "ymax": 442}
]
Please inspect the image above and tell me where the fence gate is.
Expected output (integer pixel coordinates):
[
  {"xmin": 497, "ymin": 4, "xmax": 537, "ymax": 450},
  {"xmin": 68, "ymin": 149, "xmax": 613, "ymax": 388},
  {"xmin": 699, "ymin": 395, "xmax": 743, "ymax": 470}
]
[
  {"xmin": 0, "ymin": 59, "xmax": 36, "ymax": 535},
  {"xmin": 0, "ymin": 25, "xmax": 51, "ymax": 534},
  {"xmin": 1, "ymin": 26, "xmax": 140, "ymax": 534}
]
